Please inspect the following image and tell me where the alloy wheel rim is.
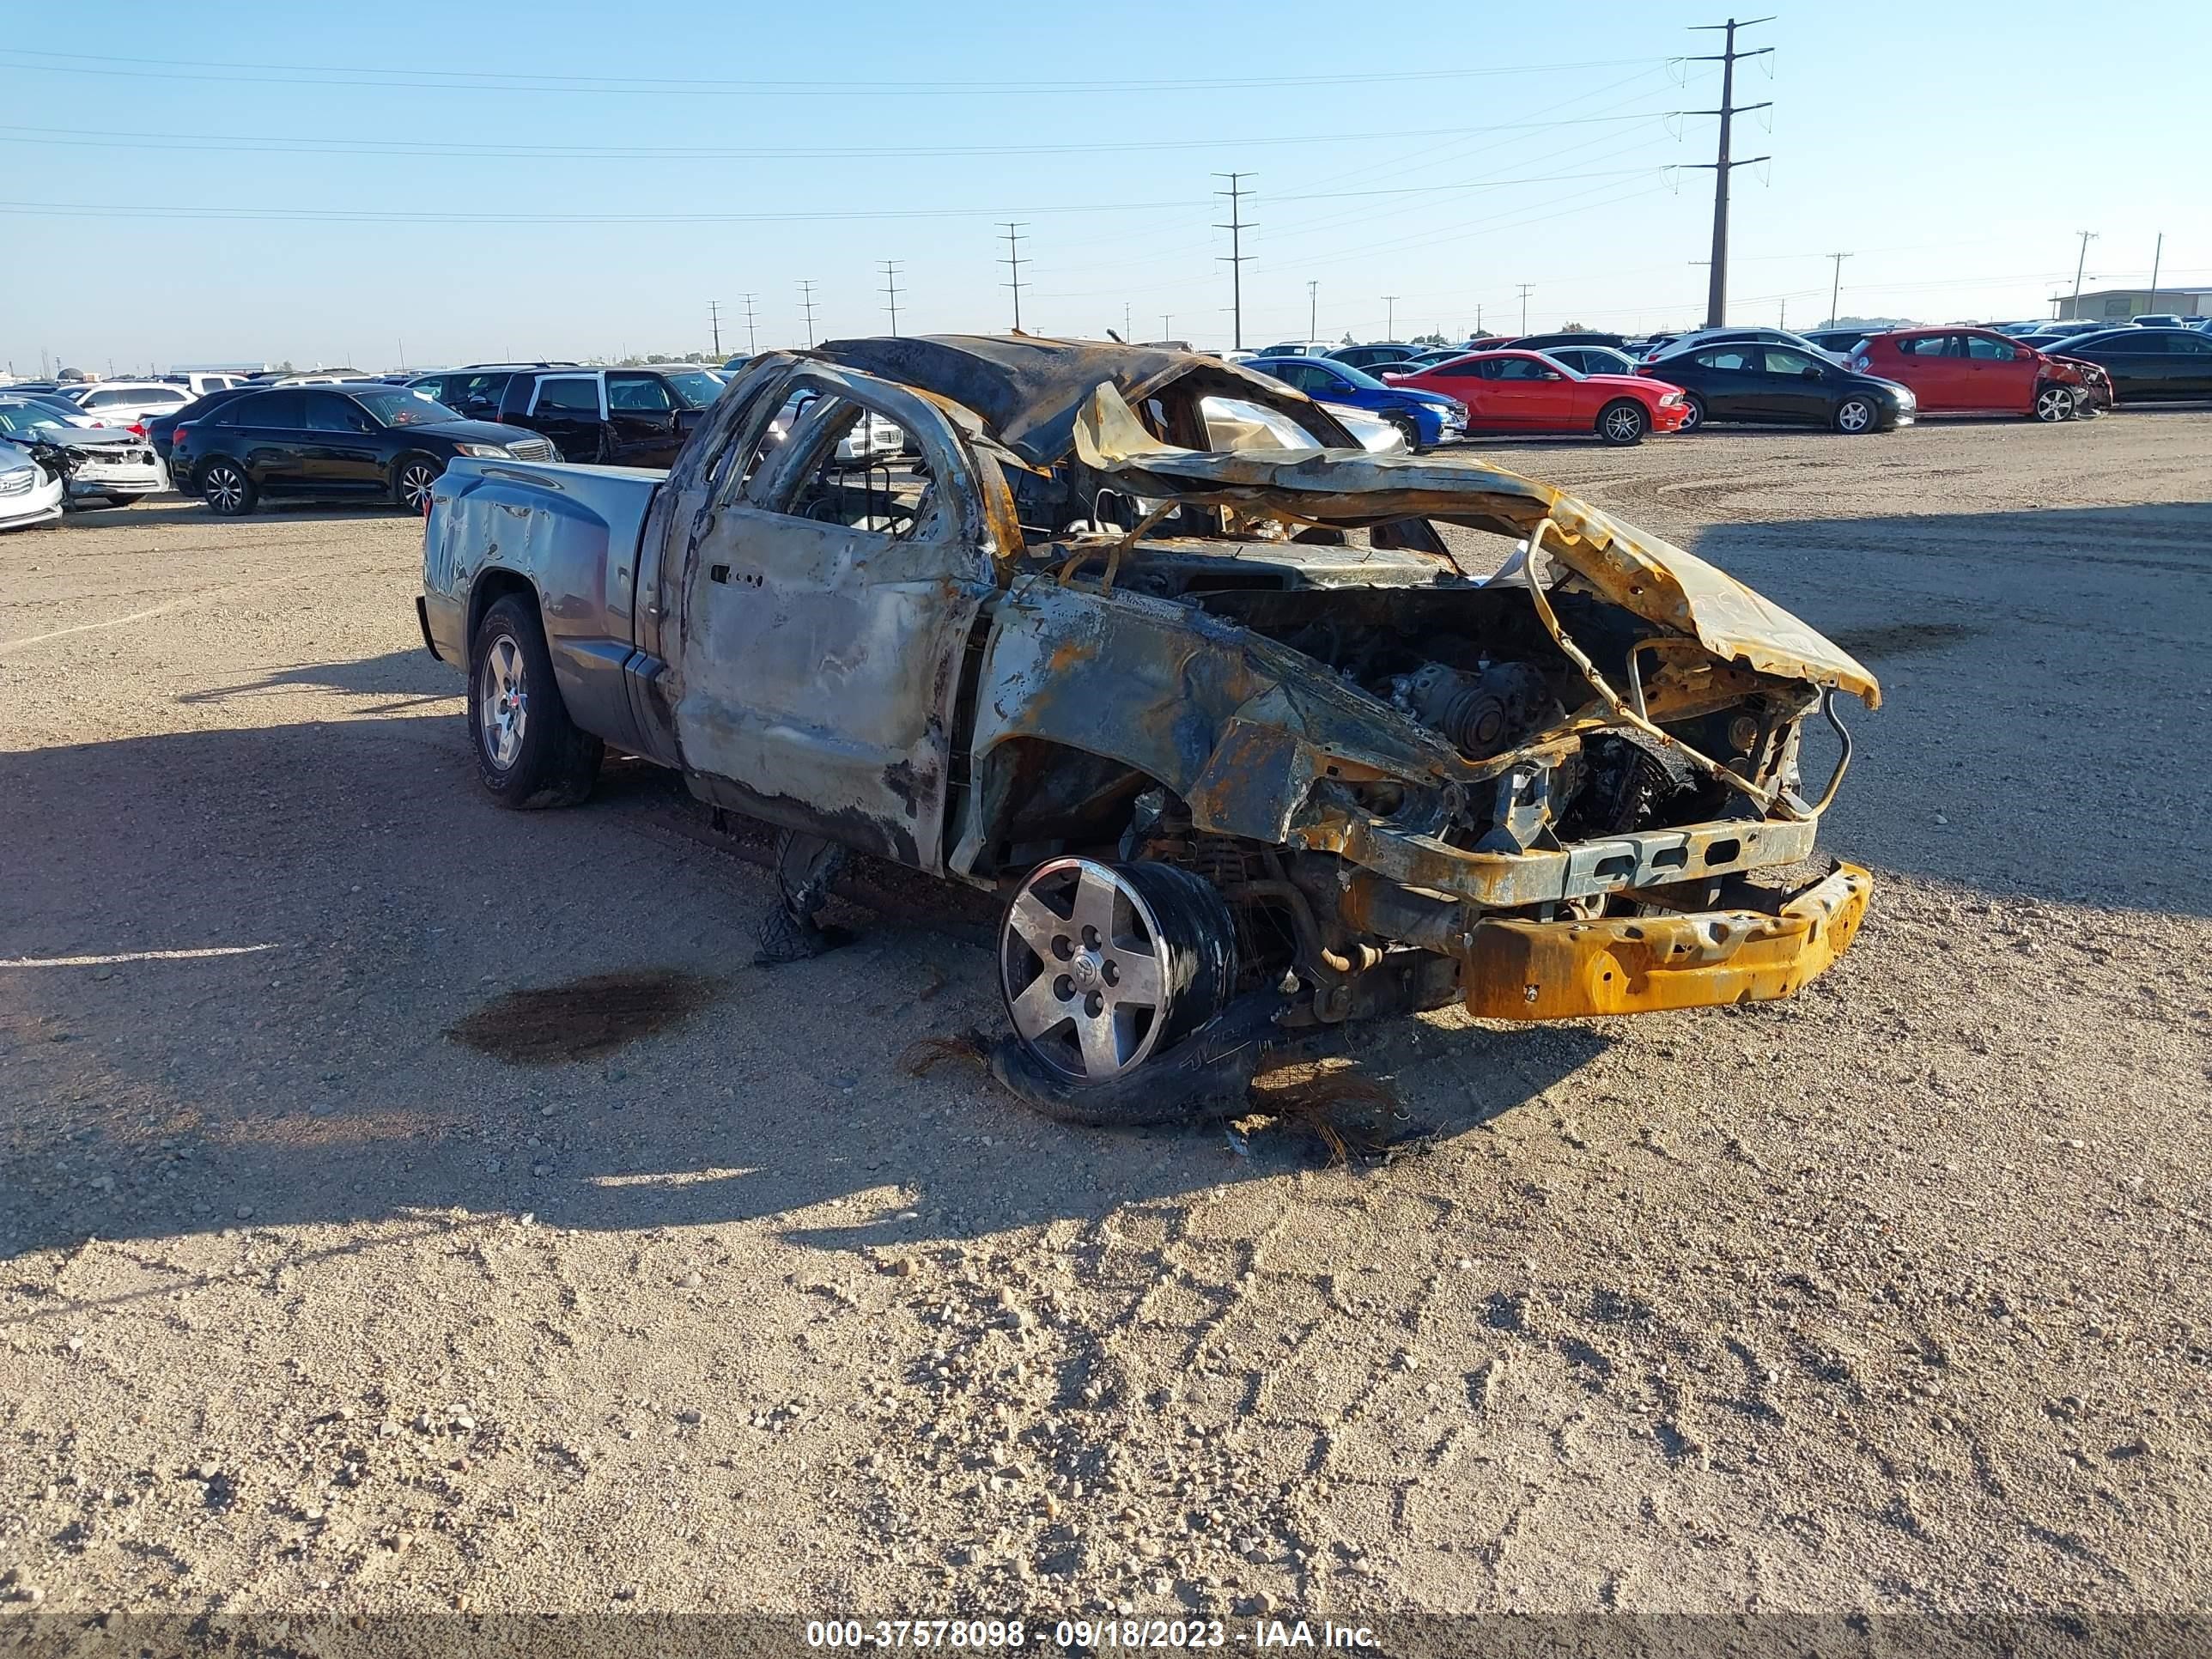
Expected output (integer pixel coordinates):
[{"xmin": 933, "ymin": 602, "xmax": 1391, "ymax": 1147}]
[
  {"xmin": 1605, "ymin": 407, "xmax": 1640, "ymax": 441},
  {"xmin": 477, "ymin": 635, "xmax": 527, "ymax": 769},
  {"xmin": 207, "ymin": 468, "xmax": 242, "ymax": 510},
  {"xmin": 1840, "ymin": 401, "xmax": 1871, "ymax": 432},
  {"xmin": 1000, "ymin": 859, "xmax": 1172, "ymax": 1084},
  {"xmin": 402, "ymin": 465, "xmax": 436, "ymax": 511},
  {"xmin": 2037, "ymin": 389, "xmax": 2068, "ymax": 421}
]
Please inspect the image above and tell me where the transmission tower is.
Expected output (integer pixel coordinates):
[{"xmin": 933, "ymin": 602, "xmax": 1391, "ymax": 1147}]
[
  {"xmin": 1000, "ymin": 223, "xmax": 1029, "ymax": 331},
  {"xmin": 1214, "ymin": 172, "xmax": 1254, "ymax": 350},
  {"xmin": 1686, "ymin": 15, "xmax": 1774, "ymax": 328}
]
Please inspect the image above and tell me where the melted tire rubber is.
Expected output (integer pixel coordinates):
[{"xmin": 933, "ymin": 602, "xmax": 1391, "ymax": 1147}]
[{"xmin": 988, "ymin": 991, "xmax": 1292, "ymax": 1127}]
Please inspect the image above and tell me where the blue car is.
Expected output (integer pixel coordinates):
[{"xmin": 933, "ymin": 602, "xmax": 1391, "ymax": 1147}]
[{"xmin": 1243, "ymin": 356, "xmax": 1468, "ymax": 451}]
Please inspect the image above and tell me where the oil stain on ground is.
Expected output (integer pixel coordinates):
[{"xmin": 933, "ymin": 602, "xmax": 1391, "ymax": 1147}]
[
  {"xmin": 447, "ymin": 969, "xmax": 720, "ymax": 1065},
  {"xmin": 1827, "ymin": 621, "xmax": 1980, "ymax": 662}
]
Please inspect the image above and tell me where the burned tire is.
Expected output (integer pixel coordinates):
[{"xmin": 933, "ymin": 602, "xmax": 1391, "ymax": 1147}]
[
  {"xmin": 2033, "ymin": 382, "xmax": 2075, "ymax": 423},
  {"xmin": 1595, "ymin": 399, "xmax": 1649, "ymax": 446},
  {"xmin": 999, "ymin": 858, "xmax": 1237, "ymax": 1098},
  {"xmin": 468, "ymin": 593, "xmax": 603, "ymax": 810}
]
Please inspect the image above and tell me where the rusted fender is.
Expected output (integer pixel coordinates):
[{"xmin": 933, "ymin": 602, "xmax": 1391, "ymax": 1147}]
[
  {"xmin": 1072, "ymin": 384, "xmax": 1880, "ymax": 709},
  {"xmin": 1459, "ymin": 862, "xmax": 1872, "ymax": 1020}
]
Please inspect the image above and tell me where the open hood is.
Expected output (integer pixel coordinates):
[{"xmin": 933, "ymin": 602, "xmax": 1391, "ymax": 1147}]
[{"xmin": 1072, "ymin": 383, "xmax": 1880, "ymax": 708}]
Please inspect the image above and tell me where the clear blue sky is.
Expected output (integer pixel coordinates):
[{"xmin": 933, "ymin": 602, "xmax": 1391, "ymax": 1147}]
[{"xmin": 3, "ymin": 0, "xmax": 2206, "ymax": 373}]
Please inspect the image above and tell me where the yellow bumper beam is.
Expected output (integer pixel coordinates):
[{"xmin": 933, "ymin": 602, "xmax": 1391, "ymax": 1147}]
[{"xmin": 1460, "ymin": 862, "xmax": 1872, "ymax": 1021}]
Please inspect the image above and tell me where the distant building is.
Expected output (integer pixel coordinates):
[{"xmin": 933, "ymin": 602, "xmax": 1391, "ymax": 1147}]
[{"xmin": 2057, "ymin": 286, "xmax": 2212, "ymax": 321}]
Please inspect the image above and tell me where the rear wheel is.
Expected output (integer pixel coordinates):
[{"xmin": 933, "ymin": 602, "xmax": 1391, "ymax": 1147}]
[
  {"xmin": 2033, "ymin": 382, "xmax": 2075, "ymax": 422},
  {"xmin": 1677, "ymin": 393, "xmax": 1707, "ymax": 433},
  {"xmin": 1595, "ymin": 399, "xmax": 1649, "ymax": 446},
  {"xmin": 1832, "ymin": 395, "xmax": 1879, "ymax": 434},
  {"xmin": 999, "ymin": 858, "xmax": 1237, "ymax": 1088},
  {"xmin": 198, "ymin": 459, "xmax": 255, "ymax": 516},
  {"xmin": 468, "ymin": 593, "xmax": 604, "ymax": 809}
]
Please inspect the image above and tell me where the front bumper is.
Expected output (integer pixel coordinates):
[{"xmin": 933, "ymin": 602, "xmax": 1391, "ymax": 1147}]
[{"xmin": 1458, "ymin": 861, "xmax": 1869, "ymax": 1020}]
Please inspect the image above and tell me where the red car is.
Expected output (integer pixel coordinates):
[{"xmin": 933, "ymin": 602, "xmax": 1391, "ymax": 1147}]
[
  {"xmin": 1851, "ymin": 327, "xmax": 2097, "ymax": 422},
  {"xmin": 1382, "ymin": 349, "xmax": 1688, "ymax": 445}
]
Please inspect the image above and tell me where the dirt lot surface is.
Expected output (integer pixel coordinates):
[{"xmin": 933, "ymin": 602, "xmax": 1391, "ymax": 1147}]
[{"xmin": 3, "ymin": 412, "xmax": 2210, "ymax": 1635}]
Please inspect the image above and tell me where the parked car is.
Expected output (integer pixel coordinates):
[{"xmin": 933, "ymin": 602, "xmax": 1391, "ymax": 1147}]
[
  {"xmin": 419, "ymin": 335, "xmax": 1877, "ymax": 1111},
  {"xmin": 0, "ymin": 438, "xmax": 67, "ymax": 531},
  {"xmin": 2041, "ymin": 328, "xmax": 2212, "ymax": 402},
  {"xmin": 160, "ymin": 372, "xmax": 252, "ymax": 398},
  {"xmin": 170, "ymin": 384, "xmax": 554, "ymax": 516},
  {"xmin": 1539, "ymin": 343, "xmax": 1640, "ymax": 378},
  {"xmin": 1243, "ymin": 356, "xmax": 1466, "ymax": 450},
  {"xmin": 1645, "ymin": 326, "xmax": 1851, "ymax": 367},
  {"xmin": 1382, "ymin": 349, "xmax": 1686, "ymax": 445},
  {"xmin": 2131, "ymin": 314, "xmax": 2187, "ymax": 329},
  {"xmin": 1638, "ymin": 341, "xmax": 1915, "ymax": 434},
  {"xmin": 145, "ymin": 384, "xmax": 267, "ymax": 469},
  {"xmin": 59, "ymin": 380, "xmax": 194, "ymax": 430},
  {"xmin": 0, "ymin": 398, "xmax": 166, "ymax": 506},
  {"xmin": 1801, "ymin": 327, "xmax": 1880, "ymax": 356},
  {"xmin": 1505, "ymin": 331, "xmax": 1631, "ymax": 354},
  {"xmin": 2020, "ymin": 320, "xmax": 2114, "ymax": 343},
  {"xmin": 484, "ymin": 366, "xmax": 726, "ymax": 467},
  {"xmin": 407, "ymin": 363, "xmax": 585, "ymax": 421},
  {"xmin": 1327, "ymin": 343, "xmax": 1425, "ymax": 373},
  {"xmin": 1850, "ymin": 327, "xmax": 2094, "ymax": 422},
  {"xmin": 1394, "ymin": 346, "xmax": 1483, "ymax": 371},
  {"xmin": 1254, "ymin": 341, "xmax": 1343, "ymax": 358}
]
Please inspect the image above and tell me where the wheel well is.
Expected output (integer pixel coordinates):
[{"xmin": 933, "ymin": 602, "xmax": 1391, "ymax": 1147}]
[
  {"xmin": 467, "ymin": 568, "xmax": 538, "ymax": 656},
  {"xmin": 969, "ymin": 738, "xmax": 1163, "ymax": 877}
]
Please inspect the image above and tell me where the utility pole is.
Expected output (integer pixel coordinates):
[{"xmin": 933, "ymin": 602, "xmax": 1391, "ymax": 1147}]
[
  {"xmin": 1308, "ymin": 280, "xmax": 1318, "ymax": 339},
  {"xmin": 1161, "ymin": 314, "xmax": 1173, "ymax": 340},
  {"xmin": 1382, "ymin": 295, "xmax": 1399, "ymax": 339},
  {"xmin": 741, "ymin": 294, "xmax": 759, "ymax": 356},
  {"xmin": 2148, "ymin": 232, "xmax": 2164, "ymax": 315},
  {"xmin": 708, "ymin": 301, "xmax": 721, "ymax": 358},
  {"xmin": 1516, "ymin": 283, "xmax": 1534, "ymax": 333},
  {"xmin": 1123, "ymin": 301, "xmax": 1132, "ymax": 341},
  {"xmin": 880, "ymin": 261, "xmax": 903, "ymax": 337},
  {"xmin": 1213, "ymin": 172, "xmax": 1253, "ymax": 350},
  {"xmin": 798, "ymin": 280, "xmax": 818, "ymax": 348},
  {"xmin": 1826, "ymin": 252, "xmax": 1850, "ymax": 326},
  {"xmin": 999, "ymin": 222, "xmax": 1029, "ymax": 331},
  {"xmin": 2070, "ymin": 231, "xmax": 2097, "ymax": 318},
  {"xmin": 1686, "ymin": 16, "xmax": 1774, "ymax": 329}
]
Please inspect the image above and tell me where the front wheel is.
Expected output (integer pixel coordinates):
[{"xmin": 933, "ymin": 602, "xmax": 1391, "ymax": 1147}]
[
  {"xmin": 395, "ymin": 455, "xmax": 443, "ymax": 514},
  {"xmin": 2032, "ymin": 383, "xmax": 2075, "ymax": 423},
  {"xmin": 999, "ymin": 858, "xmax": 1237, "ymax": 1090},
  {"xmin": 1832, "ymin": 396, "xmax": 1879, "ymax": 434},
  {"xmin": 1676, "ymin": 393, "xmax": 1707, "ymax": 433},
  {"xmin": 468, "ymin": 594, "xmax": 604, "ymax": 809},
  {"xmin": 1388, "ymin": 413, "xmax": 1425, "ymax": 453},
  {"xmin": 199, "ymin": 459, "xmax": 256, "ymax": 516},
  {"xmin": 1595, "ymin": 399, "xmax": 1649, "ymax": 446}
]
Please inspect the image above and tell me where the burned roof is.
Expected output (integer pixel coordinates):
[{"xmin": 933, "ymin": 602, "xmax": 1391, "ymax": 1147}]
[{"xmin": 811, "ymin": 334, "xmax": 1301, "ymax": 469}]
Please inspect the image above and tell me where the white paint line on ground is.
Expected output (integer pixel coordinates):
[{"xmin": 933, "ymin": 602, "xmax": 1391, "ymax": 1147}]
[
  {"xmin": 0, "ymin": 570, "xmax": 324, "ymax": 654},
  {"xmin": 0, "ymin": 945, "xmax": 283, "ymax": 969}
]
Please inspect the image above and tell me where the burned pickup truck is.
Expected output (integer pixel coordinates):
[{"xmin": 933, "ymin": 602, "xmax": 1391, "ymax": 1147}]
[{"xmin": 420, "ymin": 337, "xmax": 1877, "ymax": 1113}]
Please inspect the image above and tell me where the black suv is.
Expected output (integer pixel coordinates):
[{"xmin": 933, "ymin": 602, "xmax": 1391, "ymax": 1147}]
[
  {"xmin": 409, "ymin": 364, "xmax": 724, "ymax": 467},
  {"xmin": 169, "ymin": 385, "xmax": 551, "ymax": 515}
]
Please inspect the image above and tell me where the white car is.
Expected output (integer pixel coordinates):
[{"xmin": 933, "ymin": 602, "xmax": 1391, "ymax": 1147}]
[
  {"xmin": 61, "ymin": 380, "xmax": 196, "ymax": 428},
  {"xmin": 0, "ymin": 439, "xmax": 66, "ymax": 531},
  {"xmin": 0, "ymin": 398, "xmax": 167, "ymax": 506},
  {"xmin": 163, "ymin": 372, "xmax": 252, "ymax": 398}
]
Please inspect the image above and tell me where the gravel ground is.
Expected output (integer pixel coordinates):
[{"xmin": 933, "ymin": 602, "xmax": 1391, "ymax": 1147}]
[{"xmin": 2, "ymin": 411, "xmax": 2209, "ymax": 1634}]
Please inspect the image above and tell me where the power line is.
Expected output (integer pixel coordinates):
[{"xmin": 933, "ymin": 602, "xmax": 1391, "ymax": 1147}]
[
  {"xmin": 1214, "ymin": 172, "xmax": 1253, "ymax": 350},
  {"xmin": 0, "ymin": 46, "xmax": 1656, "ymax": 98},
  {"xmin": 880, "ymin": 260, "xmax": 903, "ymax": 337},
  {"xmin": 797, "ymin": 280, "xmax": 817, "ymax": 348},
  {"xmin": 1685, "ymin": 15, "xmax": 1773, "ymax": 327},
  {"xmin": 1000, "ymin": 222, "xmax": 1029, "ymax": 331}
]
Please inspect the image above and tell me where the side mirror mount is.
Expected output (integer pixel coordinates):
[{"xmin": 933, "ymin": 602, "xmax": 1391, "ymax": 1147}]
[{"xmin": 1802, "ymin": 366, "xmax": 1825, "ymax": 380}]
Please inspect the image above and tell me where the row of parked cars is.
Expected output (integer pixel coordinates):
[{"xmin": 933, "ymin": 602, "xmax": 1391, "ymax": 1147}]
[{"xmin": 1237, "ymin": 313, "xmax": 2209, "ymax": 447}]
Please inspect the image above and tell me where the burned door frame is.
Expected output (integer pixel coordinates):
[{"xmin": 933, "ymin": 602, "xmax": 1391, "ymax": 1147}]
[{"xmin": 667, "ymin": 361, "xmax": 1014, "ymax": 872}]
